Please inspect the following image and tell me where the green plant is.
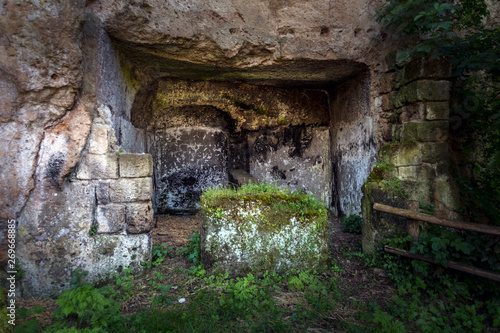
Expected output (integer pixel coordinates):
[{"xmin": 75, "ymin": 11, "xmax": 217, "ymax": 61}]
[
  {"xmin": 367, "ymin": 162, "xmax": 395, "ymax": 182},
  {"xmin": 114, "ymin": 267, "xmax": 135, "ymax": 300},
  {"xmin": 15, "ymin": 306, "xmax": 45, "ymax": 333},
  {"xmin": 52, "ymin": 270, "xmax": 123, "ymax": 330},
  {"xmin": 419, "ymin": 202, "xmax": 436, "ymax": 215},
  {"xmin": 151, "ymin": 284, "xmax": 173, "ymax": 306},
  {"xmin": 115, "ymin": 146, "xmax": 124, "ymax": 158},
  {"xmin": 89, "ymin": 224, "xmax": 98, "ymax": 236},
  {"xmin": 151, "ymin": 243, "xmax": 174, "ymax": 267},
  {"xmin": 381, "ymin": 176, "xmax": 409, "ymax": 200},
  {"xmin": 177, "ymin": 230, "xmax": 201, "ymax": 264},
  {"xmin": 341, "ymin": 214, "xmax": 363, "ymax": 234},
  {"xmin": 287, "ymin": 275, "xmax": 304, "ymax": 292}
]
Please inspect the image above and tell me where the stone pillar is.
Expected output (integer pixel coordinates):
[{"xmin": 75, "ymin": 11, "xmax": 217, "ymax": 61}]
[{"xmin": 363, "ymin": 57, "xmax": 460, "ymax": 254}]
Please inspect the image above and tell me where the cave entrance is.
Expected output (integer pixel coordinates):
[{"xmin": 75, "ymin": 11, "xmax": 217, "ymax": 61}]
[
  {"xmin": 128, "ymin": 79, "xmax": 335, "ymax": 216},
  {"xmin": 116, "ymin": 54, "xmax": 374, "ymax": 219}
]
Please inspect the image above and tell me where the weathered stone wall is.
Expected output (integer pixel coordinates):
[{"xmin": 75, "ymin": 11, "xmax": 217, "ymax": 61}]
[
  {"xmin": 153, "ymin": 127, "xmax": 229, "ymax": 214},
  {"xmin": 248, "ymin": 126, "xmax": 332, "ymax": 207},
  {"xmin": 330, "ymin": 72, "xmax": 377, "ymax": 216},
  {"xmin": 362, "ymin": 57, "xmax": 459, "ymax": 254},
  {"xmin": 2, "ymin": 7, "xmax": 155, "ymax": 297},
  {"xmin": 18, "ymin": 103, "xmax": 154, "ymax": 297},
  {"xmin": 1, "ymin": 0, "xmax": 413, "ymax": 296},
  {"xmin": 0, "ymin": 1, "xmax": 88, "ymax": 270}
]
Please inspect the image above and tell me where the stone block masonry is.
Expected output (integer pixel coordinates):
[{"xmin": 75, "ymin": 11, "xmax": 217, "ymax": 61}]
[
  {"xmin": 92, "ymin": 157, "xmax": 154, "ymax": 236},
  {"xmin": 17, "ymin": 117, "xmax": 155, "ymax": 297},
  {"xmin": 363, "ymin": 56, "xmax": 460, "ymax": 254}
]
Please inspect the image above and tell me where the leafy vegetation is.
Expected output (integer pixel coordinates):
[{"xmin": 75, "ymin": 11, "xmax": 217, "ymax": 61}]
[
  {"xmin": 15, "ymin": 224, "xmax": 500, "ymax": 332},
  {"xmin": 176, "ymin": 230, "xmax": 201, "ymax": 264},
  {"xmin": 50, "ymin": 270, "xmax": 123, "ymax": 331},
  {"xmin": 150, "ymin": 243, "xmax": 175, "ymax": 268},
  {"xmin": 341, "ymin": 214, "xmax": 363, "ymax": 234}
]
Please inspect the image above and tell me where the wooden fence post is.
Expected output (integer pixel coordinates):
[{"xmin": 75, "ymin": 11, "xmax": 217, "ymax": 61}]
[{"xmin": 406, "ymin": 201, "xmax": 420, "ymax": 242}]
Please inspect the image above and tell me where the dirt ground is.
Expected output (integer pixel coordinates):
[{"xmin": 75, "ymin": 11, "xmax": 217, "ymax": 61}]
[
  {"xmin": 17, "ymin": 213, "xmax": 398, "ymax": 330},
  {"xmin": 153, "ymin": 213, "xmax": 202, "ymax": 250}
]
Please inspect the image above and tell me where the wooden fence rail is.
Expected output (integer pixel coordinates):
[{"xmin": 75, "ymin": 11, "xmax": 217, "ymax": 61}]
[
  {"xmin": 373, "ymin": 203, "xmax": 500, "ymax": 282},
  {"xmin": 373, "ymin": 203, "xmax": 500, "ymax": 236},
  {"xmin": 384, "ymin": 246, "xmax": 500, "ymax": 282}
]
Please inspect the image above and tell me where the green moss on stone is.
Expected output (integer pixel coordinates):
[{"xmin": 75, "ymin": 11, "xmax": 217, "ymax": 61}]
[
  {"xmin": 367, "ymin": 162, "xmax": 394, "ymax": 182},
  {"xmin": 200, "ymin": 183, "xmax": 328, "ymax": 276}
]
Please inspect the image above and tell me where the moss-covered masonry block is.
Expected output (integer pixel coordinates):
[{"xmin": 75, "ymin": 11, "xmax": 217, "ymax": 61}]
[
  {"xmin": 401, "ymin": 164, "xmax": 435, "ymax": 203},
  {"xmin": 119, "ymin": 153, "xmax": 153, "ymax": 178},
  {"xmin": 416, "ymin": 121, "xmax": 448, "ymax": 142},
  {"xmin": 422, "ymin": 142, "xmax": 449, "ymax": 163},
  {"xmin": 397, "ymin": 166, "xmax": 418, "ymax": 181},
  {"xmin": 379, "ymin": 142, "xmax": 422, "ymax": 167},
  {"xmin": 361, "ymin": 182, "xmax": 408, "ymax": 255},
  {"xmin": 425, "ymin": 102, "xmax": 450, "ymax": 120},
  {"xmin": 393, "ymin": 80, "xmax": 450, "ymax": 108},
  {"xmin": 200, "ymin": 192, "xmax": 328, "ymax": 276},
  {"xmin": 401, "ymin": 122, "xmax": 418, "ymax": 142},
  {"xmin": 403, "ymin": 57, "xmax": 452, "ymax": 85}
]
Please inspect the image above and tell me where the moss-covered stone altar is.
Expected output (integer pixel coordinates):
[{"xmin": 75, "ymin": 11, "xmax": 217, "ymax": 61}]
[{"xmin": 200, "ymin": 184, "xmax": 328, "ymax": 276}]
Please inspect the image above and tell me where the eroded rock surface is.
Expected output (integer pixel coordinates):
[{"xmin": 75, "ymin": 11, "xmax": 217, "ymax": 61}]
[{"xmin": 1, "ymin": 0, "xmax": 415, "ymax": 297}]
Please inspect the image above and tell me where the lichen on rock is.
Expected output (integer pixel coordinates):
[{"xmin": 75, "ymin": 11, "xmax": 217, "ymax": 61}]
[{"xmin": 200, "ymin": 184, "xmax": 328, "ymax": 276}]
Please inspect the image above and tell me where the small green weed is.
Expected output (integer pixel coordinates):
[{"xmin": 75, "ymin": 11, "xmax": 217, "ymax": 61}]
[
  {"xmin": 341, "ymin": 214, "xmax": 363, "ymax": 234},
  {"xmin": 114, "ymin": 267, "xmax": 135, "ymax": 300},
  {"xmin": 115, "ymin": 146, "xmax": 124, "ymax": 158},
  {"xmin": 15, "ymin": 306, "xmax": 45, "ymax": 333},
  {"xmin": 151, "ymin": 243, "xmax": 174, "ymax": 267},
  {"xmin": 89, "ymin": 224, "xmax": 98, "ymax": 236},
  {"xmin": 177, "ymin": 230, "xmax": 201, "ymax": 264},
  {"xmin": 381, "ymin": 176, "xmax": 409, "ymax": 200}
]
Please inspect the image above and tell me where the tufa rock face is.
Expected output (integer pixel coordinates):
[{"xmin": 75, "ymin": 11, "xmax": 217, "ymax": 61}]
[
  {"xmin": 2, "ymin": 0, "xmax": 447, "ymax": 297},
  {"xmin": 91, "ymin": 0, "xmax": 390, "ymax": 72},
  {"xmin": 0, "ymin": 0, "xmax": 87, "ymax": 221}
]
